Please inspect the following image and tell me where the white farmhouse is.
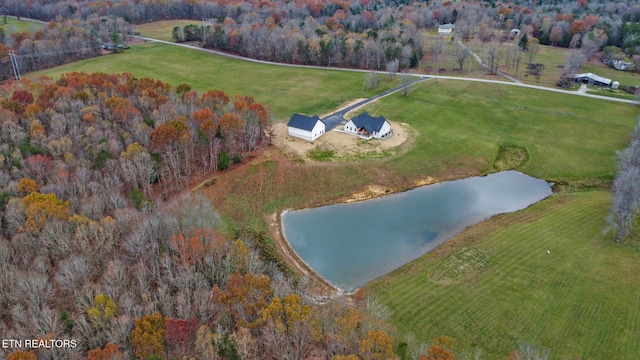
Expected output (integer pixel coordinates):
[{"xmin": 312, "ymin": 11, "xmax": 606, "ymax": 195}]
[
  {"xmin": 344, "ymin": 112, "xmax": 393, "ymax": 140},
  {"xmin": 438, "ymin": 23, "xmax": 454, "ymax": 35},
  {"xmin": 287, "ymin": 113, "xmax": 326, "ymax": 142}
]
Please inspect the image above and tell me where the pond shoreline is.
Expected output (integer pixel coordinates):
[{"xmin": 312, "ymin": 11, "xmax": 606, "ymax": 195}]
[
  {"xmin": 268, "ymin": 211, "xmax": 344, "ymax": 296},
  {"xmin": 273, "ymin": 171, "xmax": 553, "ymax": 293},
  {"xmin": 268, "ymin": 172, "xmax": 468, "ymax": 295}
]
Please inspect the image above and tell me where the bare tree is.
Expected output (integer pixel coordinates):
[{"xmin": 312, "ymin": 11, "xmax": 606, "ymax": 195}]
[
  {"xmin": 430, "ymin": 37, "xmax": 444, "ymax": 67},
  {"xmin": 386, "ymin": 59, "xmax": 399, "ymax": 79},
  {"xmin": 54, "ymin": 255, "xmax": 91, "ymax": 294},
  {"xmin": 400, "ymin": 74, "xmax": 414, "ymax": 97},
  {"xmin": 511, "ymin": 343, "xmax": 550, "ymax": 360},
  {"xmin": 483, "ymin": 41, "xmax": 501, "ymax": 75},
  {"xmin": 527, "ymin": 38, "xmax": 540, "ymax": 64},
  {"xmin": 563, "ymin": 50, "xmax": 587, "ymax": 77},
  {"xmin": 608, "ymin": 123, "xmax": 640, "ymax": 242},
  {"xmin": 454, "ymin": 43, "xmax": 471, "ymax": 71},
  {"xmin": 364, "ymin": 72, "xmax": 381, "ymax": 90}
]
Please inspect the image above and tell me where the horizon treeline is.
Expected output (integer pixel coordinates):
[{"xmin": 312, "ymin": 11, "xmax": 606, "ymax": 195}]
[{"xmin": 4, "ymin": 0, "xmax": 640, "ymax": 77}]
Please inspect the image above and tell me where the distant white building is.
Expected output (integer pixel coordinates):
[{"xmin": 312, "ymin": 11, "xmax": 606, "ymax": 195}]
[
  {"xmin": 344, "ymin": 112, "xmax": 393, "ymax": 140},
  {"xmin": 438, "ymin": 23, "xmax": 454, "ymax": 35},
  {"xmin": 287, "ymin": 113, "xmax": 325, "ymax": 142},
  {"xmin": 510, "ymin": 29, "xmax": 521, "ymax": 36}
]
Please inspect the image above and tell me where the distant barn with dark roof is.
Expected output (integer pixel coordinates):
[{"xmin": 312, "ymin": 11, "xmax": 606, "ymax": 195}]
[
  {"xmin": 287, "ymin": 113, "xmax": 326, "ymax": 142},
  {"xmin": 344, "ymin": 112, "xmax": 393, "ymax": 140},
  {"xmin": 572, "ymin": 72, "xmax": 612, "ymax": 87}
]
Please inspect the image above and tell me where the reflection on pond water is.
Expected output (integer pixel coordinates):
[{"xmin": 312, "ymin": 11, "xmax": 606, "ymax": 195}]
[{"xmin": 282, "ymin": 171, "xmax": 552, "ymax": 291}]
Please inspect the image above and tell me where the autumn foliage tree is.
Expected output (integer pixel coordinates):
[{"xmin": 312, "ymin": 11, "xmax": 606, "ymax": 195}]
[
  {"xmin": 87, "ymin": 294, "xmax": 117, "ymax": 327},
  {"xmin": 17, "ymin": 178, "xmax": 39, "ymax": 196},
  {"xmin": 21, "ymin": 191, "xmax": 70, "ymax": 233},
  {"xmin": 260, "ymin": 294, "xmax": 313, "ymax": 360},
  {"xmin": 87, "ymin": 342, "xmax": 123, "ymax": 360},
  {"xmin": 211, "ymin": 272, "xmax": 273, "ymax": 329},
  {"xmin": 165, "ymin": 318, "xmax": 199, "ymax": 359},
  {"xmin": 6, "ymin": 351, "xmax": 37, "ymax": 360},
  {"xmin": 360, "ymin": 330, "xmax": 396, "ymax": 360},
  {"xmin": 131, "ymin": 313, "xmax": 167, "ymax": 360}
]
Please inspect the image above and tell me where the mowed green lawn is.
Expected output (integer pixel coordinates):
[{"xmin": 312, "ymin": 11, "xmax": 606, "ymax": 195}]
[
  {"xmin": 365, "ymin": 191, "xmax": 640, "ymax": 359},
  {"xmin": 27, "ymin": 42, "xmax": 396, "ymax": 119},
  {"xmin": 1, "ymin": 17, "xmax": 45, "ymax": 35},
  {"xmin": 364, "ymin": 80, "xmax": 637, "ymax": 182}
]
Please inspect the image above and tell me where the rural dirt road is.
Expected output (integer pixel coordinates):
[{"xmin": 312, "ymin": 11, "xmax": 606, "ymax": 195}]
[{"xmin": 140, "ymin": 36, "xmax": 639, "ymax": 105}]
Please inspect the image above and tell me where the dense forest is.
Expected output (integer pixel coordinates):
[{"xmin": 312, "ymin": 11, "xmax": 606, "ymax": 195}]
[{"xmin": 4, "ymin": 0, "xmax": 640, "ymax": 78}]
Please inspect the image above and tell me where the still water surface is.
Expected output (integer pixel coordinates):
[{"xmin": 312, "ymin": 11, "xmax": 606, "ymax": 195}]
[{"xmin": 282, "ymin": 171, "xmax": 552, "ymax": 291}]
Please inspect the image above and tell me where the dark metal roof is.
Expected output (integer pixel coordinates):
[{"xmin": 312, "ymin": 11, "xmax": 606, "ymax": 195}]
[
  {"xmin": 287, "ymin": 113, "xmax": 323, "ymax": 131},
  {"xmin": 350, "ymin": 112, "xmax": 388, "ymax": 133}
]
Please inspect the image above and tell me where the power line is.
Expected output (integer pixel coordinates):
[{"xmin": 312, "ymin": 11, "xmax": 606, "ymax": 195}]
[{"xmin": 9, "ymin": 50, "xmax": 21, "ymax": 81}]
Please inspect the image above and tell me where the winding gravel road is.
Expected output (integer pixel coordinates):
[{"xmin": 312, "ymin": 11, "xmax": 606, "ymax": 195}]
[{"xmin": 139, "ymin": 36, "xmax": 639, "ymax": 106}]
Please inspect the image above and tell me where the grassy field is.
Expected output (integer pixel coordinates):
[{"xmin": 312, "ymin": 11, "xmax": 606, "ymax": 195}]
[
  {"xmin": 582, "ymin": 62, "xmax": 640, "ymax": 87},
  {"xmin": 362, "ymin": 80, "xmax": 636, "ymax": 182},
  {"xmin": 27, "ymin": 42, "xmax": 398, "ymax": 119},
  {"xmin": 0, "ymin": 17, "xmax": 45, "ymax": 35},
  {"xmin": 136, "ymin": 20, "xmax": 200, "ymax": 42},
  {"xmin": 365, "ymin": 190, "xmax": 640, "ymax": 359}
]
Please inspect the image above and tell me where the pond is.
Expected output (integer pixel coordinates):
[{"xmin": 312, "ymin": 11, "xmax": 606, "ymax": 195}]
[{"xmin": 281, "ymin": 170, "xmax": 552, "ymax": 291}]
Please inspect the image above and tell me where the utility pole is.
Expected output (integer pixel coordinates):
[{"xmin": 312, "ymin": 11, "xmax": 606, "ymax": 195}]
[{"xmin": 9, "ymin": 50, "xmax": 21, "ymax": 81}]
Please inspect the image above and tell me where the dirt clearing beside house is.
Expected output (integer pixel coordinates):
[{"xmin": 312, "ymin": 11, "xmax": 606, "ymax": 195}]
[{"xmin": 273, "ymin": 120, "xmax": 415, "ymax": 162}]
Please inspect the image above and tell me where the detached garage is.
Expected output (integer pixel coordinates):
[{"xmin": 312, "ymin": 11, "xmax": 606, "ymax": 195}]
[{"xmin": 287, "ymin": 113, "xmax": 326, "ymax": 142}]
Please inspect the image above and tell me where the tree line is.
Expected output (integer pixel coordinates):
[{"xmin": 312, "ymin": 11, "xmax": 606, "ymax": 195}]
[
  {"xmin": 4, "ymin": 0, "xmax": 640, "ymax": 76},
  {"xmin": 608, "ymin": 118, "xmax": 640, "ymax": 243},
  {"xmin": 0, "ymin": 16, "xmax": 135, "ymax": 82}
]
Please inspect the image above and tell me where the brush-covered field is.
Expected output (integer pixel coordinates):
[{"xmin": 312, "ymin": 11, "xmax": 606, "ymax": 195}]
[{"xmin": 136, "ymin": 19, "xmax": 199, "ymax": 42}]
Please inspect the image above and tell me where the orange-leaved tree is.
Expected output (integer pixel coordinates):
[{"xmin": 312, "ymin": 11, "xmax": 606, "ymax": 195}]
[
  {"xmin": 360, "ymin": 329, "xmax": 395, "ymax": 360},
  {"xmin": 260, "ymin": 293, "xmax": 313, "ymax": 359},
  {"xmin": 211, "ymin": 272, "xmax": 273, "ymax": 329},
  {"xmin": 21, "ymin": 191, "xmax": 70, "ymax": 232},
  {"xmin": 7, "ymin": 350, "xmax": 37, "ymax": 360},
  {"xmin": 131, "ymin": 312, "xmax": 167, "ymax": 360},
  {"xmin": 87, "ymin": 342, "xmax": 123, "ymax": 360},
  {"xmin": 17, "ymin": 178, "xmax": 39, "ymax": 196}
]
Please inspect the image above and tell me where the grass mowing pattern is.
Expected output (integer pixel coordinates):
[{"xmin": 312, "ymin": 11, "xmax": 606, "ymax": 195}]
[
  {"xmin": 365, "ymin": 191, "xmax": 640, "ymax": 359},
  {"xmin": 27, "ymin": 42, "xmax": 398, "ymax": 119}
]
